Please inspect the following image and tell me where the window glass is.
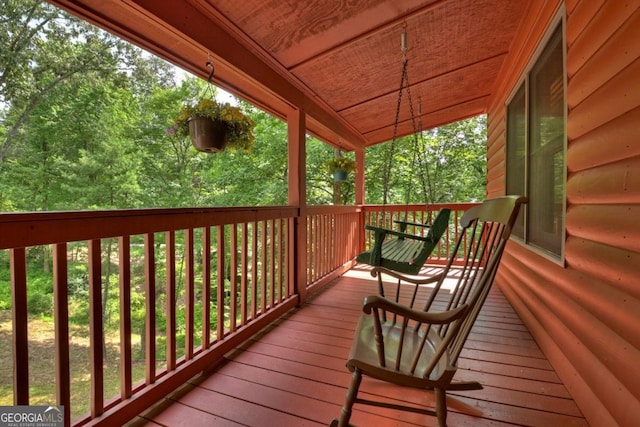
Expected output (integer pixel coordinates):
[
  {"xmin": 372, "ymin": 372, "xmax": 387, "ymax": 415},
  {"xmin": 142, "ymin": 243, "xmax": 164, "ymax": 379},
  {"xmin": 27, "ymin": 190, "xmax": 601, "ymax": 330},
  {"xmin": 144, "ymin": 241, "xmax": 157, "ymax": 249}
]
[
  {"xmin": 528, "ymin": 26, "xmax": 564, "ymax": 255},
  {"xmin": 506, "ymin": 24, "xmax": 565, "ymax": 258},
  {"xmin": 506, "ymin": 84, "xmax": 526, "ymax": 239}
]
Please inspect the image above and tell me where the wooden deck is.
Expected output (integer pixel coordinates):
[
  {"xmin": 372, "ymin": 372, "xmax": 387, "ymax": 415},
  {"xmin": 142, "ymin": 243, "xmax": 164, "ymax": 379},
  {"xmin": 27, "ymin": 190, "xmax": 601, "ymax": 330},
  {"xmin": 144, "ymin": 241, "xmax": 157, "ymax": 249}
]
[{"xmin": 129, "ymin": 265, "xmax": 588, "ymax": 427}]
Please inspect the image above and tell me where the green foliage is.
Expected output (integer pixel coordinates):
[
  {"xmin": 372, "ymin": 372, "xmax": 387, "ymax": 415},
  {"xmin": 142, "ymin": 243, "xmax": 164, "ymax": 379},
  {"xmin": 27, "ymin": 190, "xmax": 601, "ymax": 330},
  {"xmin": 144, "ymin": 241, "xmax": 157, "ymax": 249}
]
[
  {"xmin": 364, "ymin": 115, "xmax": 487, "ymax": 205},
  {"xmin": 0, "ymin": 264, "xmax": 11, "ymax": 310},
  {"xmin": 27, "ymin": 292, "xmax": 52, "ymax": 315}
]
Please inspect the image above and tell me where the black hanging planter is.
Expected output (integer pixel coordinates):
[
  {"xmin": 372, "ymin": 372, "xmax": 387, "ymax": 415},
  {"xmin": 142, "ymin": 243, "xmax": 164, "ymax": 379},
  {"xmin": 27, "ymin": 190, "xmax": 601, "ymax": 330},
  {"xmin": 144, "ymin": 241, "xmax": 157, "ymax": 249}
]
[{"xmin": 188, "ymin": 117, "xmax": 229, "ymax": 153}]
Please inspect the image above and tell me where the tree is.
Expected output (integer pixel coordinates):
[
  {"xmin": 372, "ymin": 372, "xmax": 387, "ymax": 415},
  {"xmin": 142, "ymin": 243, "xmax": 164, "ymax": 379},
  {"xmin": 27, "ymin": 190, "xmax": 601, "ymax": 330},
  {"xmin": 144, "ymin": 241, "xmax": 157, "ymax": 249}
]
[{"xmin": 364, "ymin": 115, "xmax": 487, "ymax": 205}]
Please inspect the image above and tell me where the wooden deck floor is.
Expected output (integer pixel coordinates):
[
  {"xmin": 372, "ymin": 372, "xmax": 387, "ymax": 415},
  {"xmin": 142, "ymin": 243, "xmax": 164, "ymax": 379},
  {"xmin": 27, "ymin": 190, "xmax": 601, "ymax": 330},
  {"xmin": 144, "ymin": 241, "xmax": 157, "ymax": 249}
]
[{"xmin": 130, "ymin": 265, "xmax": 588, "ymax": 427}]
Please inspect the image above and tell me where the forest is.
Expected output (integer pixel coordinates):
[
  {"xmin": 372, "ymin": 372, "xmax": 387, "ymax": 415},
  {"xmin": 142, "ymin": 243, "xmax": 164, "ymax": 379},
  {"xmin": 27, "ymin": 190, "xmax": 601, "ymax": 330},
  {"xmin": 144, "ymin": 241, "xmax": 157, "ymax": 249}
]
[{"xmin": 0, "ymin": 1, "xmax": 486, "ymax": 420}]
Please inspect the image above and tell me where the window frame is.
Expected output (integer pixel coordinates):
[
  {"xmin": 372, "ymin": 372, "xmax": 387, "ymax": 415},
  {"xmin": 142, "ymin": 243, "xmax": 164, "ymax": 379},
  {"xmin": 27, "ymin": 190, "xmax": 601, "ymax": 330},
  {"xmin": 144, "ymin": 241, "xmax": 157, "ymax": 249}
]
[{"xmin": 505, "ymin": 7, "xmax": 567, "ymax": 264}]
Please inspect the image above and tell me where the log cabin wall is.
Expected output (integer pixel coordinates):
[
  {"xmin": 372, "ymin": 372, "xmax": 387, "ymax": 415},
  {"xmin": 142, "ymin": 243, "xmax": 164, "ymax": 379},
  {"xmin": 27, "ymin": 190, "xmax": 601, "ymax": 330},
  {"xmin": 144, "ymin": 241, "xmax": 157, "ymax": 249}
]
[{"xmin": 486, "ymin": 1, "xmax": 640, "ymax": 426}]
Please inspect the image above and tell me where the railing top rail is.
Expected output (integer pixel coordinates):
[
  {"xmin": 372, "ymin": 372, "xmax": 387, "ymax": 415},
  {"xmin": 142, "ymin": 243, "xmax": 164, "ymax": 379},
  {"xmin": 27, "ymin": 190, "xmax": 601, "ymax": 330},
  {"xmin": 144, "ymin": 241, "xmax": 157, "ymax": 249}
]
[
  {"xmin": 360, "ymin": 202, "xmax": 481, "ymax": 212},
  {"xmin": 305, "ymin": 205, "xmax": 361, "ymax": 215},
  {"xmin": 0, "ymin": 206, "xmax": 298, "ymax": 249},
  {"xmin": 0, "ymin": 203, "xmax": 481, "ymax": 250}
]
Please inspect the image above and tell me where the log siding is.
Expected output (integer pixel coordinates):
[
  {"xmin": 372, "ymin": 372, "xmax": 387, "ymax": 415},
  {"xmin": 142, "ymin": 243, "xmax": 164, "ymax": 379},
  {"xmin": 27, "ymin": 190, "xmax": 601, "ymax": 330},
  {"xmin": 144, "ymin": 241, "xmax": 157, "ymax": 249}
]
[{"xmin": 487, "ymin": 1, "xmax": 640, "ymax": 426}]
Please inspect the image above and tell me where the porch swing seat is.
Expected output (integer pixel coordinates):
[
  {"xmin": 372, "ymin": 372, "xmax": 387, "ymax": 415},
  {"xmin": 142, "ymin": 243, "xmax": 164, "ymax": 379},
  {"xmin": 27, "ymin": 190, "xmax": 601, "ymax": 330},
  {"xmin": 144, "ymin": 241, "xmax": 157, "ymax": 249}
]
[{"xmin": 356, "ymin": 208, "xmax": 451, "ymax": 275}]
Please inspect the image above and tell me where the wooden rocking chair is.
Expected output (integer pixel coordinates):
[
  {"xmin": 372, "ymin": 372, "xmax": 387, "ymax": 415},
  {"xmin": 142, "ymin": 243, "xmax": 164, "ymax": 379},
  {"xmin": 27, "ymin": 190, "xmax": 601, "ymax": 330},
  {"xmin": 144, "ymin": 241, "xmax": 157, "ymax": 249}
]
[
  {"xmin": 331, "ymin": 195, "xmax": 526, "ymax": 427},
  {"xmin": 356, "ymin": 208, "xmax": 451, "ymax": 276}
]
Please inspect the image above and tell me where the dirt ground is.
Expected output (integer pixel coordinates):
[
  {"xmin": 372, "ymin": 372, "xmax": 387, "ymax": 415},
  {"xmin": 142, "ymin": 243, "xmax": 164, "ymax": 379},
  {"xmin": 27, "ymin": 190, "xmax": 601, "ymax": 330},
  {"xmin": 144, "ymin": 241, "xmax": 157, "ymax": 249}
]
[{"xmin": 0, "ymin": 310, "xmax": 146, "ymax": 421}]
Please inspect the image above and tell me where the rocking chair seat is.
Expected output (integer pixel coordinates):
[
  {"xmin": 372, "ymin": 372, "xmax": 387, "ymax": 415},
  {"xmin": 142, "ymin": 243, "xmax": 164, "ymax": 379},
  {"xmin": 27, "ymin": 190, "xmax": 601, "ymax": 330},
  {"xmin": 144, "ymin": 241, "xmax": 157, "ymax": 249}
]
[{"xmin": 348, "ymin": 296, "xmax": 467, "ymax": 386}]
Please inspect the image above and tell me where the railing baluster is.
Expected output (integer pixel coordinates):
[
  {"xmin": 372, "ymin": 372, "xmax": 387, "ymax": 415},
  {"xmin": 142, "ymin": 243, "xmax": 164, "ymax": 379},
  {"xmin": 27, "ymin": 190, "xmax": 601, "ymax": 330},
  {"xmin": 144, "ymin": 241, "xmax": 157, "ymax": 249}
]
[
  {"xmin": 276, "ymin": 219, "xmax": 282, "ymax": 303},
  {"xmin": 317, "ymin": 214, "xmax": 323, "ymax": 278},
  {"xmin": 307, "ymin": 216, "xmax": 312, "ymax": 282},
  {"xmin": 88, "ymin": 239, "xmax": 104, "ymax": 417},
  {"xmin": 10, "ymin": 247, "xmax": 29, "ymax": 405},
  {"xmin": 241, "ymin": 223, "xmax": 248, "ymax": 324},
  {"xmin": 119, "ymin": 236, "xmax": 132, "ymax": 399},
  {"xmin": 144, "ymin": 233, "xmax": 156, "ymax": 384},
  {"xmin": 313, "ymin": 214, "xmax": 317, "ymax": 281},
  {"xmin": 202, "ymin": 227, "xmax": 211, "ymax": 349},
  {"xmin": 184, "ymin": 229, "xmax": 195, "ymax": 360},
  {"xmin": 216, "ymin": 226, "xmax": 225, "ymax": 340},
  {"xmin": 286, "ymin": 218, "xmax": 294, "ymax": 297},
  {"xmin": 230, "ymin": 224, "xmax": 238, "ymax": 332},
  {"xmin": 251, "ymin": 222, "xmax": 258, "ymax": 320},
  {"xmin": 325, "ymin": 214, "xmax": 329, "ymax": 274},
  {"xmin": 260, "ymin": 220, "xmax": 267, "ymax": 313},
  {"xmin": 269, "ymin": 219, "xmax": 275, "ymax": 308},
  {"xmin": 165, "ymin": 231, "xmax": 176, "ymax": 371},
  {"xmin": 53, "ymin": 243, "xmax": 70, "ymax": 427},
  {"xmin": 339, "ymin": 214, "xmax": 345, "ymax": 265}
]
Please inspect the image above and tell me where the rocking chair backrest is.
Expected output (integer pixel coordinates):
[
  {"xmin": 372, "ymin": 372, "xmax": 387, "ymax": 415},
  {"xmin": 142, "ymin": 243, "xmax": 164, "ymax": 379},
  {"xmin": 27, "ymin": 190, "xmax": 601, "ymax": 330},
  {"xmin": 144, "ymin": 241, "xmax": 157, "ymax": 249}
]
[
  {"xmin": 366, "ymin": 196, "xmax": 526, "ymax": 381},
  {"xmin": 417, "ymin": 195, "xmax": 527, "ymax": 378},
  {"xmin": 335, "ymin": 196, "xmax": 527, "ymax": 427}
]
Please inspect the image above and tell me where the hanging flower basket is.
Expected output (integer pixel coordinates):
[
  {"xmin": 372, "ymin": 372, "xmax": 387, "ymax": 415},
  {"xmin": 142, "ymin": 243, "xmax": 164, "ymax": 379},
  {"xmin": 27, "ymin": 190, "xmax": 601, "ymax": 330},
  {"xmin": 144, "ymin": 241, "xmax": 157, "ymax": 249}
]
[
  {"xmin": 170, "ymin": 98, "xmax": 254, "ymax": 153},
  {"xmin": 326, "ymin": 156, "xmax": 356, "ymax": 182},
  {"xmin": 188, "ymin": 117, "xmax": 229, "ymax": 153}
]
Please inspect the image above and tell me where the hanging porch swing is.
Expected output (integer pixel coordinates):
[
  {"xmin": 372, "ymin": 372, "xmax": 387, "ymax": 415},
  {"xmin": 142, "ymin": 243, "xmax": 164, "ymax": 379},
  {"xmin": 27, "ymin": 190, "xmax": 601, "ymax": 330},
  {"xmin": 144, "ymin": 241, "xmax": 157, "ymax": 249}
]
[{"xmin": 356, "ymin": 28, "xmax": 450, "ymax": 280}]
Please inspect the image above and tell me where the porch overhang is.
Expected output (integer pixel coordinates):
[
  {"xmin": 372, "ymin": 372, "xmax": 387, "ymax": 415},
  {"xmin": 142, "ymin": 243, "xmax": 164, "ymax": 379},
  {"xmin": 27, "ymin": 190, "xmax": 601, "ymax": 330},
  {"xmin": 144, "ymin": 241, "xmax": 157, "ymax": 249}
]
[{"xmin": 46, "ymin": 0, "xmax": 528, "ymax": 150}]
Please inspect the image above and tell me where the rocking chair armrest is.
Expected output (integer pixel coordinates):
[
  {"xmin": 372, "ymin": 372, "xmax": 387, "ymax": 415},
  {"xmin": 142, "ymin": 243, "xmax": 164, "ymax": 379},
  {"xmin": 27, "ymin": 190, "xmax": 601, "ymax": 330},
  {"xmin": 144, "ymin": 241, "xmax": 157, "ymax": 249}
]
[{"xmin": 362, "ymin": 295, "xmax": 469, "ymax": 325}]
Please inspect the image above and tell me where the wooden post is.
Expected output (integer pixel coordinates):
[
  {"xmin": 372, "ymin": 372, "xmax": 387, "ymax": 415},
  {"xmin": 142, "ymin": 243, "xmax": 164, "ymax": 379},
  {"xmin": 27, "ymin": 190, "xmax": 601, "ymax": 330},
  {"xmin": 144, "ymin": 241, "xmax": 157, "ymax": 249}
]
[
  {"xmin": 355, "ymin": 148, "xmax": 366, "ymax": 253},
  {"xmin": 288, "ymin": 108, "xmax": 307, "ymax": 305},
  {"xmin": 333, "ymin": 148, "xmax": 342, "ymax": 204}
]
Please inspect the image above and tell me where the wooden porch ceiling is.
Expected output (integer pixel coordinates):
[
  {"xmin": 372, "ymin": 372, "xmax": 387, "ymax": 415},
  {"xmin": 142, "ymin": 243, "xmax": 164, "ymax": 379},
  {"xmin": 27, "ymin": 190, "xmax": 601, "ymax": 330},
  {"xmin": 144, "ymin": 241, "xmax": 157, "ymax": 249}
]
[{"xmin": 48, "ymin": 0, "xmax": 528, "ymax": 150}]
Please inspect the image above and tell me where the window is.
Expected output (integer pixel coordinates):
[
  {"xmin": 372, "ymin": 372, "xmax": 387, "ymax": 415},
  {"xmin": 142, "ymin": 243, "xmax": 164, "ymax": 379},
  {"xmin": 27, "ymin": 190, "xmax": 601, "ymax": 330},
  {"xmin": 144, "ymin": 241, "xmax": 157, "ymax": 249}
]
[{"xmin": 506, "ymin": 22, "xmax": 566, "ymax": 259}]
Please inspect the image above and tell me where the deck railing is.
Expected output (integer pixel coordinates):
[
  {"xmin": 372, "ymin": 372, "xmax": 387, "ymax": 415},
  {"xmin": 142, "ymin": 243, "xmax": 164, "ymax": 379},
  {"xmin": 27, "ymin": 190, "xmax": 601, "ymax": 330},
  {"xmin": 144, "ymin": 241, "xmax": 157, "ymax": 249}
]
[{"xmin": 0, "ymin": 202, "xmax": 477, "ymax": 426}]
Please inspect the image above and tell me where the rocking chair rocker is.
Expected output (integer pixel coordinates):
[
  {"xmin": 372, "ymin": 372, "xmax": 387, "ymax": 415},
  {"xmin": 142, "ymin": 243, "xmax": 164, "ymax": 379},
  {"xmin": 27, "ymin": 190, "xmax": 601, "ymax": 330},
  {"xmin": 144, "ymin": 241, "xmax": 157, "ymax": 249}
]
[{"xmin": 331, "ymin": 195, "xmax": 526, "ymax": 427}]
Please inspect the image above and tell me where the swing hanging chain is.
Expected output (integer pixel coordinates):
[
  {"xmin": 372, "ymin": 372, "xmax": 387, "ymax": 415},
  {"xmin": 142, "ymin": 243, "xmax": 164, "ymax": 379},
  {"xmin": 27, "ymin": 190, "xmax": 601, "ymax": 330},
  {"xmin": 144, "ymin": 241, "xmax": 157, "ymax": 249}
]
[
  {"xmin": 415, "ymin": 100, "xmax": 435, "ymax": 206},
  {"xmin": 382, "ymin": 55, "xmax": 407, "ymax": 207},
  {"xmin": 383, "ymin": 25, "xmax": 411, "ymax": 207},
  {"xmin": 383, "ymin": 27, "xmax": 433, "ymax": 221}
]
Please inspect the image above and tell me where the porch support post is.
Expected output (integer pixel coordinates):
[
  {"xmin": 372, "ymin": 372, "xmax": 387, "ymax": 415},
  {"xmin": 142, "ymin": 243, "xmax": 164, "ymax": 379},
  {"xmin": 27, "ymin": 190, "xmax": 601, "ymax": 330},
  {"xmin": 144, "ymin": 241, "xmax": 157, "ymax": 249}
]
[
  {"xmin": 288, "ymin": 108, "xmax": 307, "ymax": 304},
  {"xmin": 355, "ymin": 147, "xmax": 365, "ymax": 204},
  {"xmin": 355, "ymin": 148, "xmax": 366, "ymax": 253}
]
